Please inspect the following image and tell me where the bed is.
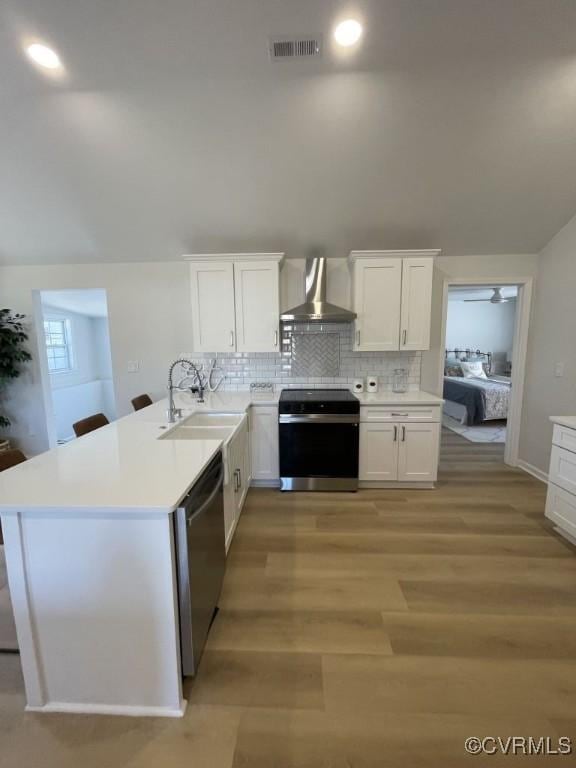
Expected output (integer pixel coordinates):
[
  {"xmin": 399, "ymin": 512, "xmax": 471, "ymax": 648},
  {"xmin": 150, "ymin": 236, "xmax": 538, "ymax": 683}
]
[{"xmin": 443, "ymin": 349, "xmax": 511, "ymax": 426}]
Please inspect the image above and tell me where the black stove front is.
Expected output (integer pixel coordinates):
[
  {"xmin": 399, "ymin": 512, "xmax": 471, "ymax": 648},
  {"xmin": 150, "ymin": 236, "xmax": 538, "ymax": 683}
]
[{"xmin": 278, "ymin": 389, "xmax": 360, "ymax": 491}]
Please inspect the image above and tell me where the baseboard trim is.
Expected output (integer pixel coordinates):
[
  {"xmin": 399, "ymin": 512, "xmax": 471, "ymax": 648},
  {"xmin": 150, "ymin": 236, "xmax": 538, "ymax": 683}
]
[
  {"xmin": 359, "ymin": 481, "xmax": 435, "ymax": 490},
  {"xmin": 517, "ymin": 460, "xmax": 548, "ymax": 484},
  {"xmin": 26, "ymin": 698, "xmax": 188, "ymax": 718},
  {"xmin": 553, "ymin": 525, "xmax": 576, "ymax": 547}
]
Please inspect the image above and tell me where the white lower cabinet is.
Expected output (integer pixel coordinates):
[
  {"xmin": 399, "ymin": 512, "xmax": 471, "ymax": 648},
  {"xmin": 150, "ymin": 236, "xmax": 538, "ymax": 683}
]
[
  {"xmin": 359, "ymin": 423, "xmax": 398, "ymax": 481},
  {"xmin": 223, "ymin": 415, "xmax": 251, "ymax": 552},
  {"xmin": 397, "ymin": 422, "xmax": 440, "ymax": 482},
  {"xmin": 250, "ymin": 405, "xmax": 279, "ymax": 483},
  {"xmin": 359, "ymin": 407, "xmax": 440, "ymax": 485},
  {"xmin": 546, "ymin": 421, "xmax": 576, "ymax": 542}
]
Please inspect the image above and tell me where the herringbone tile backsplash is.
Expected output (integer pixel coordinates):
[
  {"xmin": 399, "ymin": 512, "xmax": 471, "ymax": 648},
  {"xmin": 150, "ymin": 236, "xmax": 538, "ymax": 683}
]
[
  {"xmin": 189, "ymin": 322, "xmax": 422, "ymax": 392},
  {"xmin": 290, "ymin": 331, "xmax": 340, "ymax": 378}
]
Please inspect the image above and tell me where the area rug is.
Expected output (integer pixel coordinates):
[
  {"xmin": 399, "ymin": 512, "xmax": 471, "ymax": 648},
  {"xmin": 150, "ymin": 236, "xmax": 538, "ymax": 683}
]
[
  {"xmin": 442, "ymin": 414, "xmax": 507, "ymax": 443},
  {"xmin": 0, "ymin": 547, "xmax": 18, "ymax": 651}
]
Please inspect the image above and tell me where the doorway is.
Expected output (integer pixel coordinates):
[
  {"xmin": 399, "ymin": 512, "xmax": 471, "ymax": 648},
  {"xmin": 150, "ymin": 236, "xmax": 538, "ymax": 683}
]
[
  {"xmin": 437, "ymin": 277, "xmax": 533, "ymax": 467},
  {"xmin": 35, "ymin": 290, "xmax": 116, "ymax": 447}
]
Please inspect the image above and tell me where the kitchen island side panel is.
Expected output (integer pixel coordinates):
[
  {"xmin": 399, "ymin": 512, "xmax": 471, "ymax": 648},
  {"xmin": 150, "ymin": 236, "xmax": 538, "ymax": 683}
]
[{"xmin": 2, "ymin": 509, "xmax": 184, "ymax": 717}]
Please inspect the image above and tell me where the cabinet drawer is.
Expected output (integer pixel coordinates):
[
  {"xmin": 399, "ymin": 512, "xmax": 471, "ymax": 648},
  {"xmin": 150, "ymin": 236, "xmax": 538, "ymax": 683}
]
[
  {"xmin": 552, "ymin": 424, "xmax": 576, "ymax": 455},
  {"xmin": 360, "ymin": 405, "xmax": 441, "ymax": 423},
  {"xmin": 546, "ymin": 483, "xmax": 576, "ymax": 539},
  {"xmin": 549, "ymin": 445, "xmax": 576, "ymax": 496}
]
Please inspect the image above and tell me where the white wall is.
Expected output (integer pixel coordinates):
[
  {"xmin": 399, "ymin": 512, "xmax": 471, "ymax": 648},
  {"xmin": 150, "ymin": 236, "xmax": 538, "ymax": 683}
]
[
  {"xmin": 420, "ymin": 254, "xmax": 539, "ymax": 394},
  {"xmin": 520, "ymin": 214, "xmax": 576, "ymax": 474},
  {"xmin": 445, "ymin": 299, "xmax": 516, "ymax": 372},
  {"xmin": 41, "ymin": 304, "xmax": 117, "ymax": 441},
  {"xmin": 0, "ymin": 263, "xmax": 192, "ymax": 455},
  {"xmin": 42, "ymin": 306, "xmax": 98, "ymax": 388}
]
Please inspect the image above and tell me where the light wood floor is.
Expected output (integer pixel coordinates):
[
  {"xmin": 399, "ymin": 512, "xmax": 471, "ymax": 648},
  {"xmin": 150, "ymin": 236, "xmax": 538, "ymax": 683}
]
[{"xmin": 2, "ymin": 430, "xmax": 576, "ymax": 767}]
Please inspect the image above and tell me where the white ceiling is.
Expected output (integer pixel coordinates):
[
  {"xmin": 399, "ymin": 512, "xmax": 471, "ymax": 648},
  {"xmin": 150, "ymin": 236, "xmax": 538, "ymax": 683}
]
[
  {"xmin": 41, "ymin": 289, "xmax": 108, "ymax": 317},
  {"xmin": 3, "ymin": 0, "xmax": 576, "ymax": 265},
  {"xmin": 448, "ymin": 286, "xmax": 518, "ymax": 302}
]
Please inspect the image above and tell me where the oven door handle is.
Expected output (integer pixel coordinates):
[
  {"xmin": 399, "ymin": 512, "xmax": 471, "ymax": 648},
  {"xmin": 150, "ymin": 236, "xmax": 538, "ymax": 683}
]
[{"xmin": 279, "ymin": 414, "xmax": 359, "ymax": 424}]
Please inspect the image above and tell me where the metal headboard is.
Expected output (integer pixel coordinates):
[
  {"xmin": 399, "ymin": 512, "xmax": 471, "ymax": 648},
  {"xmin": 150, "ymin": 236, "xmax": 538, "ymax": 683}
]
[{"xmin": 445, "ymin": 348, "xmax": 492, "ymax": 373}]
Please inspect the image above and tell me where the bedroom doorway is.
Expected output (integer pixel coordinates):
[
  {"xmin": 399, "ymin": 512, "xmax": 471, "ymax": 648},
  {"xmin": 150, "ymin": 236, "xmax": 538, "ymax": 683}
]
[{"xmin": 437, "ymin": 277, "xmax": 533, "ymax": 468}]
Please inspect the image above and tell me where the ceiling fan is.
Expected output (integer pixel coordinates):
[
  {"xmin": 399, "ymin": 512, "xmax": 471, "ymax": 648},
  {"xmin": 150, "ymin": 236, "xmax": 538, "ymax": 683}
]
[{"xmin": 464, "ymin": 287, "xmax": 511, "ymax": 304}]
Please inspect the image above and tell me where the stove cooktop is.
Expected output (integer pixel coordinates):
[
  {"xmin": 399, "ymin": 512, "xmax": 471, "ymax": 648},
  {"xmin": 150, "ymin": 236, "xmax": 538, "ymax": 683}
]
[
  {"xmin": 280, "ymin": 388, "xmax": 357, "ymax": 403},
  {"xmin": 279, "ymin": 388, "xmax": 360, "ymax": 414}
]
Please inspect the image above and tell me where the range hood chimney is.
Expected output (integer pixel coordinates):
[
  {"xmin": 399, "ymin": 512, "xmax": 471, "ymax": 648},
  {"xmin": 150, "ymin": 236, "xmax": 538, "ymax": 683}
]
[{"xmin": 280, "ymin": 257, "xmax": 356, "ymax": 323}]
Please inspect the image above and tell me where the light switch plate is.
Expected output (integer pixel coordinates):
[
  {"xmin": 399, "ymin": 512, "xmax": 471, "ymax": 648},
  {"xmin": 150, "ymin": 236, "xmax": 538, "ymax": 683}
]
[
  {"xmin": 127, "ymin": 360, "xmax": 140, "ymax": 373},
  {"xmin": 554, "ymin": 362, "xmax": 565, "ymax": 377}
]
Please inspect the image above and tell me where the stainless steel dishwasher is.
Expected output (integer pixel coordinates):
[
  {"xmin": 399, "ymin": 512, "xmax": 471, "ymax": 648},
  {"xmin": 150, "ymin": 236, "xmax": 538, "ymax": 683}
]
[{"xmin": 174, "ymin": 451, "xmax": 225, "ymax": 676}]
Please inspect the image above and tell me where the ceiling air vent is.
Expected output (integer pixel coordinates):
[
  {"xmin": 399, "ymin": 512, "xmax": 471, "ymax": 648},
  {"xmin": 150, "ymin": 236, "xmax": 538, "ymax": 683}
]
[{"xmin": 270, "ymin": 36, "xmax": 322, "ymax": 60}]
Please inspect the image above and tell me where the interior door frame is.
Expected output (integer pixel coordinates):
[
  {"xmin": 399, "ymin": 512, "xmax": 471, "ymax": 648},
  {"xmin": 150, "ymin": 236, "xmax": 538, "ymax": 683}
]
[{"xmin": 437, "ymin": 276, "xmax": 533, "ymax": 467}]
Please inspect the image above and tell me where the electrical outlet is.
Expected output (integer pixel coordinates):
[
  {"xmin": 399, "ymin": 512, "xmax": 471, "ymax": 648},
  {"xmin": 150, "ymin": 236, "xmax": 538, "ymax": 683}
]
[
  {"xmin": 554, "ymin": 362, "xmax": 565, "ymax": 378},
  {"xmin": 127, "ymin": 360, "xmax": 140, "ymax": 373}
]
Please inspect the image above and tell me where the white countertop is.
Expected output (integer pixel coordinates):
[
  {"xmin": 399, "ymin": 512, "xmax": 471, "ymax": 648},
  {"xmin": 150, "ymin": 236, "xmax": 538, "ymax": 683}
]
[
  {"xmin": 550, "ymin": 416, "xmax": 576, "ymax": 430},
  {"xmin": 354, "ymin": 390, "xmax": 444, "ymax": 406},
  {"xmin": 0, "ymin": 388, "xmax": 440, "ymax": 515},
  {"xmin": 0, "ymin": 391, "xmax": 254, "ymax": 515}
]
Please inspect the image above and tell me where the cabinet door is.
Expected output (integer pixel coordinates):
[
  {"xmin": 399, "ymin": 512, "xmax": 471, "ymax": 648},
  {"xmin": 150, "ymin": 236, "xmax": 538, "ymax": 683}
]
[
  {"xmin": 353, "ymin": 259, "xmax": 402, "ymax": 351},
  {"xmin": 400, "ymin": 258, "xmax": 433, "ymax": 350},
  {"xmin": 234, "ymin": 261, "xmax": 280, "ymax": 353},
  {"xmin": 236, "ymin": 419, "xmax": 250, "ymax": 514},
  {"xmin": 190, "ymin": 262, "xmax": 236, "ymax": 352},
  {"xmin": 359, "ymin": 422, "xmax": 399, "ymax": 481},
  {"xmin": 397, "ymin": 422, "xmax": 439, "ymax": 482},
  {"xmin": 250, "ymin": 406, "xmax": 279, "ymax": 481},
  {"xmin": 223, "ymin": 443, "xmax": 237, "ymax": 554}
]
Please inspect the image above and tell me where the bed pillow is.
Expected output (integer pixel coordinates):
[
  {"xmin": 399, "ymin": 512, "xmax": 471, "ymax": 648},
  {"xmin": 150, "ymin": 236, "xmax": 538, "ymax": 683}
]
[
  {"xmin": 445, "ymin": 363, "xmax": 463, "ymax": 377},
  {"xmin": 460, "ymin": 361, "xmax": 487, "ymax": 379}
]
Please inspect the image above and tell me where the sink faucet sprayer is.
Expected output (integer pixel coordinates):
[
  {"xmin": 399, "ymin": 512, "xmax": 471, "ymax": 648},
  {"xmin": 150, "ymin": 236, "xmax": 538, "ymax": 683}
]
[{"xmin": 167, "ymin": 358, "xmax": 206, "ymax": 423}]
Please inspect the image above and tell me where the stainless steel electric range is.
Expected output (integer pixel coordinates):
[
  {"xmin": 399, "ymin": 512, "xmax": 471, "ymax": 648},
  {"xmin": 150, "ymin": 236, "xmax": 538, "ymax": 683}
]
[{"xmin": 278, "ymin": 389, "xmax": 360, "ymax": 491}]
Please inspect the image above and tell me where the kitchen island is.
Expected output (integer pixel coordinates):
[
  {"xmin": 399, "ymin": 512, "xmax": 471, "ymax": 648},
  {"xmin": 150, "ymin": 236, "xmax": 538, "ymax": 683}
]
[{"xmin": 0, "ymin": 391, "xmax": 258, "ymax": 718}]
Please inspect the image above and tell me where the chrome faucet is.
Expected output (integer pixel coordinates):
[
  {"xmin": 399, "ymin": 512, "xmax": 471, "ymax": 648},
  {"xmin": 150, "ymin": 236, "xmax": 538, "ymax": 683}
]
[
  {"xmin": 167, "ymin": 359, "xmax": 206, "ymax": 423},
  {"xmin": 186, "ymin": 361, "xmax": 205, "ymax": 403}
]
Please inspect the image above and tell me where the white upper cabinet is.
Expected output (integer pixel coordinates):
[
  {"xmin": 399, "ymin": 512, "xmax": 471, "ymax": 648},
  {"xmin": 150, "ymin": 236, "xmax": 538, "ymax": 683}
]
[
  {"xmin": 400, "ymin": 258, "xmax": 434, "ymax": 351},
  {"xmin": 234, "ymin": 261, "xmax": 280, "ymax": 353},
  {"xmin": 187, "ymin": 253, "xmax": 284, "ymax": 353},
  {"xmin": 352, "ymin": 258, "xmax": 401, "ymax": 351},
  {"xmin": 189, "ymin": 261, "xmax": 236, "ymax": 353},
  {"xmin": 349, "ymin": 250, "xmax": 439, "ymax": 352}
]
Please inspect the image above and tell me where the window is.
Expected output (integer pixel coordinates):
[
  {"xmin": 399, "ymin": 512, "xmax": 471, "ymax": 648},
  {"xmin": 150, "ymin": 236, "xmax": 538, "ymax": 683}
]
[{"xmin": 44, "ymin": 318, "xmax": 73, "ymax": 373}]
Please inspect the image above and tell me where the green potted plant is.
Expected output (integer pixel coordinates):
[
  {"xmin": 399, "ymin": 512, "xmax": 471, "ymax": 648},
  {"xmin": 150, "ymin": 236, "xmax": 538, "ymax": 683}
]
[{"xmin": 0, "ymin": 309, "xmax": 32, "ymax": 451}]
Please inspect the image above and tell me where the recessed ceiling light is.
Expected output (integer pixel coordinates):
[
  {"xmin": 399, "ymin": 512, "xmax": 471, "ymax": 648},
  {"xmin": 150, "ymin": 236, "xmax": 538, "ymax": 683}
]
[
  {"xmin": 334, "ymin": 19, "xmax": 363, "ymax": 47},
  {"xmin": 25, "ymin": 43, "xmax": 62, "ymax": 70}
]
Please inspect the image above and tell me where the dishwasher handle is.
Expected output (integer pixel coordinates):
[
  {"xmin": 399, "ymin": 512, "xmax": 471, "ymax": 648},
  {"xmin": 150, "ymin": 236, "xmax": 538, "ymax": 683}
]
[{"xmin": 183, "ymin": 466, "xmax": 224, "ymax": 527}]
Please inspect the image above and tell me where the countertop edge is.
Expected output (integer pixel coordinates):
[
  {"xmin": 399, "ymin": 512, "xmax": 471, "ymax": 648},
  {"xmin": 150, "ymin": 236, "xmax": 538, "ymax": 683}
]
[{"xmin": 550, "ymin": 416, "xmax": 576, "ymax": 429}]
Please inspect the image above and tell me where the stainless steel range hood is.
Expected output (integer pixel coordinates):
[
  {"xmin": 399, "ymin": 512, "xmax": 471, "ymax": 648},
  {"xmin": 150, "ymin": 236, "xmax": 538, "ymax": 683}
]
[{"xmin": 280, "ymin": 257, "xmax": 356, "ymax": 323}]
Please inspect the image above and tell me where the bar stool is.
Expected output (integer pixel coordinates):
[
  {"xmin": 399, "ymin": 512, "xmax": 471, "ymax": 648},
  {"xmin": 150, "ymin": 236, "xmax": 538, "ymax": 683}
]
[
  {"xmin": 131, "ymin": 394, "xmax": 153, "ymax": 411},
  {"xmin": 72, "ymin": 413, "xmax": 109, "ymax": 438},
  {"xmin": 0, "ymin": 449, "xmax": 26, "ymax": 473}
]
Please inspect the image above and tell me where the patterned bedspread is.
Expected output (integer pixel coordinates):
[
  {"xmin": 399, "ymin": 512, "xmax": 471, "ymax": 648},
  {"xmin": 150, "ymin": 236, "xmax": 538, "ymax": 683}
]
[{"xmin": 443, "ymin": 377, "xmax": 511, "ymax": 425}]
